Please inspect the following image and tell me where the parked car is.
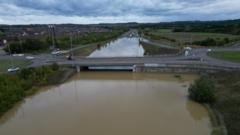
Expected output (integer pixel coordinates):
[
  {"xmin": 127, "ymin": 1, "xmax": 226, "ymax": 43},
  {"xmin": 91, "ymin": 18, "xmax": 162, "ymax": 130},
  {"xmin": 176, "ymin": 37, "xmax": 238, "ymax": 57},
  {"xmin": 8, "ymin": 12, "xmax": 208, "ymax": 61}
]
[
  {"xmin": 51, "ymin": 50, "xmax": 61, "ymax": 55},
  {"xmin": 207, "ymin": 49, "xmax": 212, "ymax": 52},
  {"xmin": 12, "ymin": 54, "xmax": 24, "ymax": 57},
  {"xmin": 7, "ymin": 67, "xmax": 20, "ymax": 72},
  {"xmin": 25, "ymin": 56, "xmax": 35, "ymax": 60}
]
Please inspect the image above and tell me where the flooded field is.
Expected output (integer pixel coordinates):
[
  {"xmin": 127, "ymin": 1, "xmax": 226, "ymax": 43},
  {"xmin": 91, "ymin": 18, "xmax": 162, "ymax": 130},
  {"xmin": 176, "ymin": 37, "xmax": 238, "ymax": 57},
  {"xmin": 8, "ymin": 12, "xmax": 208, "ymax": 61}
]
[{"xmin": 0, "ymin": 72, "xmax": 211, "ymax": 135}]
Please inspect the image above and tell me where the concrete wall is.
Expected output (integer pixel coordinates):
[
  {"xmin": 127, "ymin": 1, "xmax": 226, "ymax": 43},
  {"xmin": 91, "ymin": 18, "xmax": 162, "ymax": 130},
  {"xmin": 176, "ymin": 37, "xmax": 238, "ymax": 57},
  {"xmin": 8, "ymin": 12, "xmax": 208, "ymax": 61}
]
[
  {"xmin": 73, "ymin": 64, "xmax": 238, "ymax": 73},
  {"xmin": 133, "ymin": 64, "xmax": 236, "ymax": 73}
]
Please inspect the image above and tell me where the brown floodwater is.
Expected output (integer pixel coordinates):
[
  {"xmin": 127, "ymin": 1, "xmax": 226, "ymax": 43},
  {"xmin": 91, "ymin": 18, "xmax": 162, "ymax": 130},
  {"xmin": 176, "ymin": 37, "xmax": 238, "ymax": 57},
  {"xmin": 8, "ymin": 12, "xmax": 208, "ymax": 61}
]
[{"xmin": 0, "ymin": 72, "xmax": 212, "ymax": 135}]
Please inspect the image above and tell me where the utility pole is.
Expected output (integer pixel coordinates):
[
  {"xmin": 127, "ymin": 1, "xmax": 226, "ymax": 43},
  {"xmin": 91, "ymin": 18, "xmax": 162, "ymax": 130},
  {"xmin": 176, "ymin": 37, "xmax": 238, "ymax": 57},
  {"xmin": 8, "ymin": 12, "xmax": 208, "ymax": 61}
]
[
  {"xmin": 70, "ymin": 33, "xmax": 73, "ymax": 57},
  {"xmin": 48, "ymin": 25, "xmax": 56, "ymax": 50},
  {"xmin": 4, "ymin": 40, "xmax": 14, "ymax": 67},
  {"xmin": 18, "ymin": 36, "xmax": 23, "ymax": 53},
  {"xmin": 190, "ymin": 34, "xmax": 193, "ymax": 46},
  {"xmin": 68, "ymin": 33, "xmax": 74, "ymax": 60}
]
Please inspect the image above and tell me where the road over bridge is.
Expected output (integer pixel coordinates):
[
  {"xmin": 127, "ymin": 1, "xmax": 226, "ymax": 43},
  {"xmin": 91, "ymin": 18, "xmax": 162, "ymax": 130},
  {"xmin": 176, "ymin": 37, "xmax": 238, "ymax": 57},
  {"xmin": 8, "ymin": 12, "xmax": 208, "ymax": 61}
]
[
  {"xmin": 1, "ymin": 47, "xmax": 240, "ymax": 73},
  {"xmin": 25, "ymin": 48, "xmax": 240, "ymax": 73}
]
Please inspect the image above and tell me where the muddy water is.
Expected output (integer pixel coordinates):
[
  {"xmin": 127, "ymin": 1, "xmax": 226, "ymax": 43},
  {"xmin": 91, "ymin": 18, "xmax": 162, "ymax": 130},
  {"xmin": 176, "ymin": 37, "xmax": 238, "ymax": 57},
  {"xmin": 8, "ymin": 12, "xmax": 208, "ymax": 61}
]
[{"xmin": 0, "ymin": 72, "xmax": 211, "ymax": 135}]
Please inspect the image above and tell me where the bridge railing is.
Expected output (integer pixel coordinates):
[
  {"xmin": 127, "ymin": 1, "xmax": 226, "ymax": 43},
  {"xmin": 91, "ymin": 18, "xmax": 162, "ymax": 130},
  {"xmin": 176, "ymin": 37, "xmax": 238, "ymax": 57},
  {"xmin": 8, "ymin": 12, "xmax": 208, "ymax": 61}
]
[{"xmin": 142, "ymin": 62, "xmax": 240, "ymax": 71}]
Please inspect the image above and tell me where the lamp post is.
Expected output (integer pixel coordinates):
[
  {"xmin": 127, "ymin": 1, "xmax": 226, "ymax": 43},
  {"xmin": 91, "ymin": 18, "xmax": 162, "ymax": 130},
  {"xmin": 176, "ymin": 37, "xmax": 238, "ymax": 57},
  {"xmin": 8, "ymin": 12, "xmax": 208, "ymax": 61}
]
[
  {"xmin": 70, "ymin": 33, "xmax": 73, "ymax": 58},
  {"xmin": 4, "ymin": 39, "xmax": 14, "ymax": 68}
]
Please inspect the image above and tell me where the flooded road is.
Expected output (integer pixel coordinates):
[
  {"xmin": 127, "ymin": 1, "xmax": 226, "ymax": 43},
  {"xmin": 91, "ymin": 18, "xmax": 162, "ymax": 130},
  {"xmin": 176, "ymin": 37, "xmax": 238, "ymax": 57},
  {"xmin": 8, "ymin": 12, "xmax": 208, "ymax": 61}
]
[
  {"xmin": 73, "ymin": 35, "xmax": 179, "ymax": 57},
  {"xmin": 88, "ymin": 37, "xmax": 144, "ymax": 57},
  {"xmin": 0, "ymin": 72, "xmax": 211, "ymax": 135}
]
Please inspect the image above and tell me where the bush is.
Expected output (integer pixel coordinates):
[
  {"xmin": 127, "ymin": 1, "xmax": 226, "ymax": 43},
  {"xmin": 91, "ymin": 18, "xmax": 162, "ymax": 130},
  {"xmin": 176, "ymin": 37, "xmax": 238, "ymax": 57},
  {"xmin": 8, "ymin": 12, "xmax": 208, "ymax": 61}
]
[
  {"xmin": 188, "ymin": 76, "xmax": 215, "ymax": 103},
  {"xmin": 0, "ymin": 31, "xmax": 4, "ymax": 38},
  {"xmin": 193, "ymin": 37, "xmax": 231, "ymax": 46},
  {"xmin": 50, "ymin": 63, "xmax": 59, "ymax": 71}
]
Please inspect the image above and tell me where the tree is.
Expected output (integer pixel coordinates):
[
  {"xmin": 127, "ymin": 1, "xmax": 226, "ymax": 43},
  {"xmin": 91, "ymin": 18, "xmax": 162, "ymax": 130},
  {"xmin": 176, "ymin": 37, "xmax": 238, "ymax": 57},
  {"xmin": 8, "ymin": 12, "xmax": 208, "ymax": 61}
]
[{"xmin": 188, "ymin": 76, "xmax": 215, "ymax": 103}]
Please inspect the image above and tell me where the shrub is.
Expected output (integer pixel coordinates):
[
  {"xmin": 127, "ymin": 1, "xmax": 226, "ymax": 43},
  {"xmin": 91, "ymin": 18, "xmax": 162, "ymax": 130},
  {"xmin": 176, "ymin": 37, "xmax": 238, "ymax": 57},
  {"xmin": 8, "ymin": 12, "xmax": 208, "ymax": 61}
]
[
  {"xmin": 193, "ymin": 37, "xmax": 231, "ymax": 46},
  {"xmin": 50, "ymin": 63, "xmax": 59, "ymax": 71},
  {"xmin": 188, "ymin": 76, "xmax": 215, "ymax": 103}
]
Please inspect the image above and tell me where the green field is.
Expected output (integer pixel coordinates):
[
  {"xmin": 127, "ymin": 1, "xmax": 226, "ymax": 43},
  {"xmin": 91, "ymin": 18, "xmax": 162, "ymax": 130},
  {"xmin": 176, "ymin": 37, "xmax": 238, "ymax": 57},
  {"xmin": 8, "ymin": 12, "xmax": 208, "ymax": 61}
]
[
  {"xmin": 144, "ymin": 29, "xmax": 240, "ymax": 46},
  {"xmin": 153, "ymin": 29, "xmax": 237, "ymax": 40},
  {"xmin": 208, "ymin": 51, "xmax": 240, "ymax": 63},
  {"xmin": 0, "ymin": 59, "xmax": 32, "ymax": 72}
]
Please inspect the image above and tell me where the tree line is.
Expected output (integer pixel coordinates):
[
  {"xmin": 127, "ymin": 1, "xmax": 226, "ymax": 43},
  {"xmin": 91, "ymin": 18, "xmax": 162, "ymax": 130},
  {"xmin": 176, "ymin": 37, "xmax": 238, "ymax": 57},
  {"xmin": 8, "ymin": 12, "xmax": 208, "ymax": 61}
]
[
  {"xmin": 193, "ymin": 37, "xmax": 231, "ymax": 46},
  {"xmin": 137, "ymin": 19, "xmax": 240, "ymax": 35},
  {"xmin": 4, "ymin": 29, "xmax": 127, "ymax": 53}
]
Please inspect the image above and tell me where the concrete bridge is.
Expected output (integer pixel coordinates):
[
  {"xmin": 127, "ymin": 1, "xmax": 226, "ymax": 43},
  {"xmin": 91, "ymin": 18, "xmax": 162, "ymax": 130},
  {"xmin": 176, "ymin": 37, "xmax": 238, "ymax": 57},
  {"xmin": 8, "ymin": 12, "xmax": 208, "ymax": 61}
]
[
  {"xmin": 28, "ymin": 51, "xmax": 239, "ymax": 73},
  {"xmin": 1, "ymin": 47, "xmax": 240, "ymax": 73}
]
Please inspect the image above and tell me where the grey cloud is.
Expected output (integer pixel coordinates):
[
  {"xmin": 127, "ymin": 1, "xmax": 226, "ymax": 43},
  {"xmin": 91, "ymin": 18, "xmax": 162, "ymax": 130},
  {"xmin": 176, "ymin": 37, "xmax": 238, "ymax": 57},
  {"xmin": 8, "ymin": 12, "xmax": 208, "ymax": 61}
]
[
  {"xmin": 0, "ymin": 0, "xmax": 239, "ymax": 24},
  {"xmin": 0, "ymin": 0, "xmax": 221, "ymax": 16}
]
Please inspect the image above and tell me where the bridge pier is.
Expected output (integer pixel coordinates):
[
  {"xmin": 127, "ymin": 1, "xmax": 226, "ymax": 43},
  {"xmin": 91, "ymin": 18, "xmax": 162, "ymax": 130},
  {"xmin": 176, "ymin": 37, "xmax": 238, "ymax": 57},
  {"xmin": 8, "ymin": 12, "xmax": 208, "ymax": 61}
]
[
  {"xmin": 133, "ymin": 65, "xmax": 142, "ymax": 72},
  {"xmin": 76, "ymin": 65, "xmax": 89, "ymax": 72},
  {"xmin": 76, "ymin": 65, "xmax": 80, "ymax": 73}
]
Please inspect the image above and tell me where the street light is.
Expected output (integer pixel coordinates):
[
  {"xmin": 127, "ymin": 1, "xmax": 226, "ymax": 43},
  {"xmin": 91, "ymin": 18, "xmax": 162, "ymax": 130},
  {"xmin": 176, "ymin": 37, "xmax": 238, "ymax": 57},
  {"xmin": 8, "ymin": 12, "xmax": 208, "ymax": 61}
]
[
  {"xmin": 68, "ymin": 33, "xmax": 74, "ymax": 60},
  {"xmin": 4, "ymin": 39, "xmax": 13, "ymax": 64}
]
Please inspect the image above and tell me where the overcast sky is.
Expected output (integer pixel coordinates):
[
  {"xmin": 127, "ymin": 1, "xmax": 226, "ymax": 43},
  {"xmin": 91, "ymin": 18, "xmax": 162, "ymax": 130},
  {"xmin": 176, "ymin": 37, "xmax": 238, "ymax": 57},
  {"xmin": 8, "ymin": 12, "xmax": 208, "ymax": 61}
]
[{"xmin": 0, "ymin": 0, "xmax": 240, "ymax": 24}]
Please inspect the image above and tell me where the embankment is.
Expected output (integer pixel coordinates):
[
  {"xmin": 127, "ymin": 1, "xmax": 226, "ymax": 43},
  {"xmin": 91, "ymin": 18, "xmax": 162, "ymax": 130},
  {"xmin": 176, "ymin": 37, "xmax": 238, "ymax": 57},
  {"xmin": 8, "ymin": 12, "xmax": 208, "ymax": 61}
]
[
  {"xmin": 0, "ymin": 64, "xmax": 76, "ymax": 118},
  {"xmin": 209, "ymin": 71, "xmax": 240, "ymax": 135}
]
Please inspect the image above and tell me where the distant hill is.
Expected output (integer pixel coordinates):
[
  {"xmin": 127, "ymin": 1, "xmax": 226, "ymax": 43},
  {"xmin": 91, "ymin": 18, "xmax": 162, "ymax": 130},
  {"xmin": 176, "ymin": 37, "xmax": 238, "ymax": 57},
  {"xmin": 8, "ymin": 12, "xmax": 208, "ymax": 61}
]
[{"xmin": 1, "ymin": 19, "xmax": 240, "ymax": 35}]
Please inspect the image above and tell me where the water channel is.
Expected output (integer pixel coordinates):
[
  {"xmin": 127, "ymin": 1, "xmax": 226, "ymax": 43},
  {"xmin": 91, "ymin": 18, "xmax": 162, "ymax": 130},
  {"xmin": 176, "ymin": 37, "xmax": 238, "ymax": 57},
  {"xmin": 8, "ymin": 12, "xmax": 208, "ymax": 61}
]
[{"xmin": 0, "ymin": 72, "xmax": 211, "ymax": 135}]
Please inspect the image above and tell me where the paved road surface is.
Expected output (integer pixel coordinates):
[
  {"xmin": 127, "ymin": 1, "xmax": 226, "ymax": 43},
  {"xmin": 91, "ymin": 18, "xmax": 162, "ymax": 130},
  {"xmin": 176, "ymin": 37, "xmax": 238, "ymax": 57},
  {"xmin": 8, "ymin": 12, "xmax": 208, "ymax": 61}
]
[{"xmin": 4, "ymin": 46, "xmax": 238, "ymax": 69}]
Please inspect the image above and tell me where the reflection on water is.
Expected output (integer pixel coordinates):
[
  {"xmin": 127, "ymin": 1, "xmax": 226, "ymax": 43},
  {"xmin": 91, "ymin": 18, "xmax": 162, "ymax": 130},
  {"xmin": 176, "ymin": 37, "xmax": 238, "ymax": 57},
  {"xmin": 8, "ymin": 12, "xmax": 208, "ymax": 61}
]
[
  {"xmin": 88, "ymin": 37, "xmax": 144, "ymax": 57},
  {"xmin": 0, "ymin": 72, "xmax": 211, "ymax": 135}
]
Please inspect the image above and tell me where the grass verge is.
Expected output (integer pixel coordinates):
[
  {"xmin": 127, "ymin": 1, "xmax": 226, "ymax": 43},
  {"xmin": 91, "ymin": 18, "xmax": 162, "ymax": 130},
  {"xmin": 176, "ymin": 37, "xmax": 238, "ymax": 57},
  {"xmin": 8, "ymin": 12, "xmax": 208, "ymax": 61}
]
[
  {"xmin": 0, "ymin": 59, "xmax": 32, "ymax": 72},
  {"xmin": 209, "ymin": 71, "xmax": 240, "ymax": 135},
  {"xmin": 208, "ymin": 51, "xmax": 240, "ymax": 63}
]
